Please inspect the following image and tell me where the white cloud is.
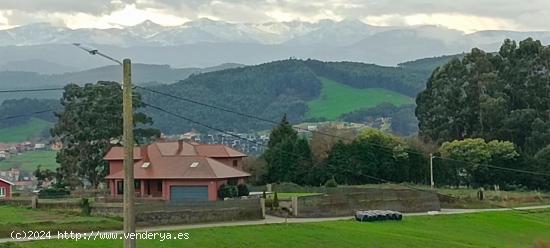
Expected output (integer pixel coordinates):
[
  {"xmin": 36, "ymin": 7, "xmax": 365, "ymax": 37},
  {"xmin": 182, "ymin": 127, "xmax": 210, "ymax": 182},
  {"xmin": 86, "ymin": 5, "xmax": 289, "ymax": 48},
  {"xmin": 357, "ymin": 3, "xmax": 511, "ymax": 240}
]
[
  {"xmin": 0, "ymin": 0, "xmax": 548, "ymax": 32},
  {"xmin": 365, "ymin": 13, "xmax": 517, "ymax": 33}
]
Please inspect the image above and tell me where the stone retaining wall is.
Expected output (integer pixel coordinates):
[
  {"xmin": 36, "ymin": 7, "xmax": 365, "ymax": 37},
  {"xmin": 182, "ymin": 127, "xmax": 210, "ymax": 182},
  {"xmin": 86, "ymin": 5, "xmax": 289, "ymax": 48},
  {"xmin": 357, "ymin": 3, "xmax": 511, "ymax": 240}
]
[{"xmin": 296, "ymin": 188, "xmax": 440, "ymax": 217}]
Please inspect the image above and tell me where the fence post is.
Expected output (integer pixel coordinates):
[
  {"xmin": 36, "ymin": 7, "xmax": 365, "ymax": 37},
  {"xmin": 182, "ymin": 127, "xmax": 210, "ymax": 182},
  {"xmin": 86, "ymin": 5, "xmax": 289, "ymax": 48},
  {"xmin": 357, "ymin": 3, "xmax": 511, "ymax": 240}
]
[
  {"xmin": 260, "ymin": 198, "xmax": 266, "ymax": 219},
  {"xmin": 31, "ymin": 196, "xmax": 37, "ymax": 209},
  {"xmin": 291, "ymin": 196, "xmax": 298, "ymax": 217}
]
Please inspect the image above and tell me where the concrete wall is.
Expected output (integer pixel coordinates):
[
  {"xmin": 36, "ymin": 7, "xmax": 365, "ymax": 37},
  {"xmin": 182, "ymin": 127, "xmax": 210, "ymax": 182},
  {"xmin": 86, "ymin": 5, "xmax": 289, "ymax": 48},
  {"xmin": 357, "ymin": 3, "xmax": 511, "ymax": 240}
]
[
  {"xmin": 0, "ymin": 197, "xmax": 31, "ymax": 207},
  {"xmin": 136, "ymin": 206, "xmax": 262, "ymax": 226},
  {"xmin": 295, "ymin": 188, "xmax": 440, "ymax": 217}
]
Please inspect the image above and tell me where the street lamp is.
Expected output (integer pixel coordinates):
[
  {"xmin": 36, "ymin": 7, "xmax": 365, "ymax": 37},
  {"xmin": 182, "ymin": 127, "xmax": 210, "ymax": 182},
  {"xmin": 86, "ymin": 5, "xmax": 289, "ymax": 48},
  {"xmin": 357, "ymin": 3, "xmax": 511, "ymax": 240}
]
[{"xmin": 73, "ymin": 43, "xmax": 136, "ymax": 248}]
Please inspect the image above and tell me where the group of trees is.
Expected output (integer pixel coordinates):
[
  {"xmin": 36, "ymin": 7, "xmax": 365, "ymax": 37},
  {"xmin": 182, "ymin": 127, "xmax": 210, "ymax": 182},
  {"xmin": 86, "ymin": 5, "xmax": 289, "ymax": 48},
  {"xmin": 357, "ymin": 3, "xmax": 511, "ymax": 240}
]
[
  {"xmin": 257, "ymin": 116, "xmax": 549, "ymax": 190},
  {"xmin": 255, "ymin": 116, "xmax": 431, "ymax": 187},
  {"xmin": 417, "ymin": 38, "xmax": 550, "ymax": 154}
]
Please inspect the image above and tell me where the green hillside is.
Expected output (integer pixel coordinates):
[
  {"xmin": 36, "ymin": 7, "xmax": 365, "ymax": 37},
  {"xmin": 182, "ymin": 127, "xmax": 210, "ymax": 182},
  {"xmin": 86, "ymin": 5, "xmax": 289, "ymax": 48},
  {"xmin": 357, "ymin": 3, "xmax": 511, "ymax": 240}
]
[
  {"xmin": 0, "ymin": 118, "xmax": 52, "ymax": 142},
  {"xmin": 0, "ymin": 150, "xmax": 58, "ymax": 171},
  {"xmin": 306, "ymin": 78, "xmax": 414, "ymax": 120},
  {"xmin": 142, "ymin": 59, "xmax": 439, "ymax": 133}
]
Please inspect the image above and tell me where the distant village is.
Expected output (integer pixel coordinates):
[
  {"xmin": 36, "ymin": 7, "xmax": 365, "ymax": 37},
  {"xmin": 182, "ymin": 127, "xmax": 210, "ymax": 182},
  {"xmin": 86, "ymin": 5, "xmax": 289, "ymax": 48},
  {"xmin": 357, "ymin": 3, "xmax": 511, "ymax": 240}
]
[{"xmin": 0, "ymin": 141, "xmax": 60, "ymax": 192}]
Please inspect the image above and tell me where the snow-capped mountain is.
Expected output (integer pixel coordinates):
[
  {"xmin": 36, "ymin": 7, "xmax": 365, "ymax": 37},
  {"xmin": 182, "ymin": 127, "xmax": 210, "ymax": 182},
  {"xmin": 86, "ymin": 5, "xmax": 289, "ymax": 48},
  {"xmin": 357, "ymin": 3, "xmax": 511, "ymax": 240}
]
[
  {"xmin": 0, "ymin": 18, "xmax": 388, "ymax": 47},
  {"xmin": 1, "ymin": 18, "xmax": 549, "ymax": 72}
]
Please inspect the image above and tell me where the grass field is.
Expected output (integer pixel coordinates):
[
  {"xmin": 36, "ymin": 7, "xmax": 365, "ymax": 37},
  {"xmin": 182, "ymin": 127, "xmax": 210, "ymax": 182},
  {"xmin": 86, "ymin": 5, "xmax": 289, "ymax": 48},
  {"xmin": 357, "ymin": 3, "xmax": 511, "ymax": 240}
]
[
  {"xmin": 3, "ymin": 210, "xmax": 550, "ymax": 248},
  {"xmin": 0, "ymin": 150, "xmax": 58, "ymax": 172},
  {"xmin": 270, "ymin": 193, "xmax": 321, "ymax": 200},
  {"xmin": 305, "ymin": 77, "xmax": 414, "ymax": 120},
  {"xmin": 0, "ymin": 206, "xmax": 121, "ymax": 238},
  {"xmin": 0, "ymin": 118, "xmax": 52, "ymax": 143}
]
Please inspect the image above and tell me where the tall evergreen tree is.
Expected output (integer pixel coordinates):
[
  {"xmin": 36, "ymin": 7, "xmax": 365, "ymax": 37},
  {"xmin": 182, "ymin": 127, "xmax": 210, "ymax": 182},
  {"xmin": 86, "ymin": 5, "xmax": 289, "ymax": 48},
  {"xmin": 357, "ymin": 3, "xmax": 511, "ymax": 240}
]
[
  {"xmin": 52, "ymin": 82, "xmax": 159, "ymax": 188},
  {"xmin": 263, "ymin": 114, "xmax": 313, "ymax": 184}
]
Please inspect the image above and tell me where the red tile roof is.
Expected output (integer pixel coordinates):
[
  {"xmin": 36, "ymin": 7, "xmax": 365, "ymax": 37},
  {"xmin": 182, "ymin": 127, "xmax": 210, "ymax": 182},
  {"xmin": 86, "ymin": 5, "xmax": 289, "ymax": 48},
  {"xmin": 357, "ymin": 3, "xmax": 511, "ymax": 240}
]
[
  {"xmin": 104, "ymin": 147, "xmax": 143, "ymax": 160},
  {"xmin": 0, "ymin": 178, "xmax": 14, "ymax": 185},
  {"xmin": 105, "ymin": 141, "xmax": 249, "ymax": 180}
]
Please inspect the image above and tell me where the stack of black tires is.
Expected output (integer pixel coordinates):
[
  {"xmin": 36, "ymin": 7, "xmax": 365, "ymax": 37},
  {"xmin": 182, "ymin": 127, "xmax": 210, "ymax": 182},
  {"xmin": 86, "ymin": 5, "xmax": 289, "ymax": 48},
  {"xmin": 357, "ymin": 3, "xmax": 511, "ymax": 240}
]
[{"xmin": 355, "ymin": 210, "xmax": 403, "ymax": 222}]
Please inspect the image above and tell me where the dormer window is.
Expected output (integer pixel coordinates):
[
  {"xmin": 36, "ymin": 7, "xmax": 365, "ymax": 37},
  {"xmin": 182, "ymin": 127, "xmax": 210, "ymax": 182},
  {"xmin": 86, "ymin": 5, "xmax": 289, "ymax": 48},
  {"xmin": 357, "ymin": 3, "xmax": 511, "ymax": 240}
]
[
  {"xmin": 142, "ymin": 162, "xmax": 151, "ymax": 168},
  {"xmin": 232, "ymin": 160, "xmax": 238, "ymax": 167},
  {"xmin": 190, "ymin": 162, "xmax": 199, "ymax": 168}
]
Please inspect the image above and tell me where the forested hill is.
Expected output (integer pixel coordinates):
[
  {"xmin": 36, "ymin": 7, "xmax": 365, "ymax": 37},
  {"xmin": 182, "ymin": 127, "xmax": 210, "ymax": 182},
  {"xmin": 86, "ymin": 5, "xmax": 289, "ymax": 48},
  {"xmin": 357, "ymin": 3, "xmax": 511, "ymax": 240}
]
[{"xmin": 140, "ymin": 58, "xmax": 446, "ymax": 133}]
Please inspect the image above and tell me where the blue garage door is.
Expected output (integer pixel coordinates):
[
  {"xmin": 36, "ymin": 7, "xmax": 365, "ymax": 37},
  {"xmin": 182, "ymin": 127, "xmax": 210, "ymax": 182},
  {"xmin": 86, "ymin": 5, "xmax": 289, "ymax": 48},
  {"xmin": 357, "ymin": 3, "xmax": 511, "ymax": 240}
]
[{"xmin": 170, "ymin": 186, "xmax": 209, "ymax": 202}]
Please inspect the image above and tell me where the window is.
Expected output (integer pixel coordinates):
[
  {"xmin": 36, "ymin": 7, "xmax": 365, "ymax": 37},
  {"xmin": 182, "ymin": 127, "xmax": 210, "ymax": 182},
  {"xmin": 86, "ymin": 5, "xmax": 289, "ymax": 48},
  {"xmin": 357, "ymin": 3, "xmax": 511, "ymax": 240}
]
[
  {"xmin": 0, "ymin": 187, "xmax": 6, "ymax": 197},
  {"xmin": 134, "ymin": 180, "xmax": 141, "ymax": 189},
  {"xmin": 117, "ymin": 181, "xmax": 123, "ymax": 195},
  {"xmin": 157, "ymin": 181, "xmax": 162, "ymax": 191},
  {"xmin": 232, "ymin": 160, "xmax": 238, "ymax": 167}
]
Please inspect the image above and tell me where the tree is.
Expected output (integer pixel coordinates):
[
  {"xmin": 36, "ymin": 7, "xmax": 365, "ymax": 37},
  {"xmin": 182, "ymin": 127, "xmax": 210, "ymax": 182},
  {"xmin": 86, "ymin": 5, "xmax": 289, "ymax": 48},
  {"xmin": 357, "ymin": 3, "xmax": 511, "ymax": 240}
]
[
  {"xmin": 309, "ymin": 125, "xmax": 355, "ymax": 163},
  {"xmin": 262, "ymin": 114, "xmax": 313, "ymax": 185},
  {"xmin": 439, "ymin": 138, "xmax": 519, "ymax": 187},
  {"xmin": 416, "ymin": 38, "xmax": 550, "ymax": 154},
  {"xmin": 323, "ymin": 128, "xmax": 414, "ymax": 185},
  {"xmin": 33, "ymin": 165, "xmax": 56, "ymax": 188},
  {"xmin": 242, "ymin": 156, "xmax": 267, "ymax": 186},
  {"xmin": 51, "ymin": 82, "xmax": 158, "ymax": 188}
]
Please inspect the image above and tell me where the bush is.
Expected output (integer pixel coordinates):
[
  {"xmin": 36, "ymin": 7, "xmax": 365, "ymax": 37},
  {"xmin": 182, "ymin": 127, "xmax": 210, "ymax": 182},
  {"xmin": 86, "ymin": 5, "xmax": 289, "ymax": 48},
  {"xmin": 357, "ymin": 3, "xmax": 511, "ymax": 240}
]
[
  {"xmin": 265, "ymin": 198, "xmax": 273, "ymax": 209},
  {"xmin": 80, "ymin": 198, "xmax": 91, "ymax": 216},
  {"xmin": 324, "ymin": 178, "xmax": 338, "ymax": 188},
  {"xmin": 38, "ymin": 188, "xmax": 70, "ymax": 198},
  {"xmin": 218, "ymin": 184, "xmax": 238, "ymax": 199},
  {"xmin": 11, "ymin": 192, "xmax": 21, "ymax": 197},
  {"xmin": 273, "ymin": 192, "xmax": 279, "ymax": 208},
  {"xmin": 237, "ymin": 184, "xmax": 249, "ymax": 197}
]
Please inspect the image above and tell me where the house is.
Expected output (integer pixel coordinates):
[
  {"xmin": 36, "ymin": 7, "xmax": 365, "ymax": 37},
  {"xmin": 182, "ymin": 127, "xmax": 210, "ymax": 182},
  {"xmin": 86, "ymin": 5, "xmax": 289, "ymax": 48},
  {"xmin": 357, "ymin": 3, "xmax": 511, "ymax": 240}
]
[
  {"xmin": 0, "ymin": 178, "xmax": 14, "ymax": 199},
  {"xmin": 0, "ymin": 168, "xmax": 20, "ymax": 182},
  {"xmin": 104, "ymin": 140, "xmax": 250, "ymax": 202},
  {"xmin": 34, "ymin": 143, "xmax": 46, "ymax": 150}
]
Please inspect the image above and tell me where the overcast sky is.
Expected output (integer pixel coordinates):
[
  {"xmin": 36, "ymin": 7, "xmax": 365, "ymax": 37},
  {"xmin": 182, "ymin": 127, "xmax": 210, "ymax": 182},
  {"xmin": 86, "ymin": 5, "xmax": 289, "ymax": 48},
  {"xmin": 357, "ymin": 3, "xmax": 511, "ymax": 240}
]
[{"xmin": 0, "ymin": 0, "xmax": 548, "ymax": 33}]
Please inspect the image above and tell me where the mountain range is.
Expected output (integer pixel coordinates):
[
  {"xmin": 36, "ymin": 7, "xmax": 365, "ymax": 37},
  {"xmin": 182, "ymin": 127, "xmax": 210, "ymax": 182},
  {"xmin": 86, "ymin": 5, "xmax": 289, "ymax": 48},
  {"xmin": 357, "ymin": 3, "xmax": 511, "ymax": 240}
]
[{"xmin": 1, "ymin": 19, "xmax": 549, "ymax": 73}]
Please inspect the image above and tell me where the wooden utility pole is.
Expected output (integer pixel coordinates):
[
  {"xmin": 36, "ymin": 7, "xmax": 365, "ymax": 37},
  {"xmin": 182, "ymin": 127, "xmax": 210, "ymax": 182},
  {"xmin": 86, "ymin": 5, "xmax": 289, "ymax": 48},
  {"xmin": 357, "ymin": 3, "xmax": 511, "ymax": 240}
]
[
  {"xmin": 122, "ymin": 58, "xmax": 136, "ymax": 248},
  {"xmin": 429, "ymin": 153, "xmax": 434, "ymax": 189}
]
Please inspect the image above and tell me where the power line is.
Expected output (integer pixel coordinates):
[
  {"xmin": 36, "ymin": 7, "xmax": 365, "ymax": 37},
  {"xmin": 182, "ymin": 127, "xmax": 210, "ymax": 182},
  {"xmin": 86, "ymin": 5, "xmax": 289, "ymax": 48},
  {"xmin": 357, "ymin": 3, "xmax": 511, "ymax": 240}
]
[
  {"xmin": 0, "ymin": 109, "xmax": 58, "ymax": 121},
  {"xmin": 135, "ymin": 86, "xmax": 422, "ymax": 154},
  {"xmin": 433, "ymin": 156, "xmax": 550, "ymax": 177},
  {"xmin": 142, "ymin": 102, "xmax": 541, "ymax": 215},
  {"xmin": 0, "ymin": 88, "xmax": 64, "ymax": 93},
  {"xmin": 1, "ymin": 86, "xmax": 548, "ymax": 178},
  {"xmin": 137, "ymin": 86, "xmax": 550, "ymax": 178}
]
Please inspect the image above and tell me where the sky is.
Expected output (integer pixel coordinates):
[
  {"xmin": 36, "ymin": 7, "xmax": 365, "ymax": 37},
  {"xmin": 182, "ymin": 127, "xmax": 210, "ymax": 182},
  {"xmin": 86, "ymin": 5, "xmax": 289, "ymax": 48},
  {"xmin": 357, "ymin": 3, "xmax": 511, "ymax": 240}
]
[{"xmin": 0, "ymin": 0, "xmax": 548, "ymax": 33}]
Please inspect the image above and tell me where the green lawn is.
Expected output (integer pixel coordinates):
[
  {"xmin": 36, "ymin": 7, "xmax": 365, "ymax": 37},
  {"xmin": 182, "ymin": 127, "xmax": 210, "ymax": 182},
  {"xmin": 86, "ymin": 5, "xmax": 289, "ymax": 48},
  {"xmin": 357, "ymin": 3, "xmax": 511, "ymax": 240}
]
[
  {"xmin": 306, "ymin": 78, "xmax": 414, "ymax": 120},
  {"xmin": 0, "ymin": 206, "xmax": 121, "ymax": 238},
  {"xmin": 4, "ymin": 210, "xmax": 550, "ymax": 248},
  {"xmin": 0, "ymin": 150, "xmax": 58, "ymax": 172},
  {"xmin": 0, "ymin": 118, "xmax": 52, "ymax": 143}
]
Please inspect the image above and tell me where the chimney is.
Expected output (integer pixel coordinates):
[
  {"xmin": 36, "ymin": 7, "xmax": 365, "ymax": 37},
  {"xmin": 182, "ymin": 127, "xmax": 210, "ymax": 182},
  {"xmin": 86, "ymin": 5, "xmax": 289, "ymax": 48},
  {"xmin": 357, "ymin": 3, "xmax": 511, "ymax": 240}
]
[
  {"xmin": 140, "ymin": 145, "xmax": 150, "ymax": 162},
  {"xmin": 177, "ymin": 139, "xmax": 184, "ymax": 155}
]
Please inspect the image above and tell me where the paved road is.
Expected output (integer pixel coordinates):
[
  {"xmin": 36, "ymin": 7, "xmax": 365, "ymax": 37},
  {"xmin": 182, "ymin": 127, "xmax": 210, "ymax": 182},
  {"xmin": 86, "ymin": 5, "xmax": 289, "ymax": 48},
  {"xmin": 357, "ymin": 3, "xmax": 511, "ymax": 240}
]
[{"xmin": 1, "ymin": 205, "xmax": 549, "ymax": 244}]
